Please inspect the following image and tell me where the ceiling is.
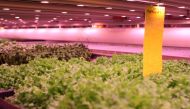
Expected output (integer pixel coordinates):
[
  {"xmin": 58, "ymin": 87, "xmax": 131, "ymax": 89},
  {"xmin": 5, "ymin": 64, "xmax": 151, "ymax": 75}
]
[{"xmin": 0, "ymin": 0, "xmax": 190, "ymax": 28}]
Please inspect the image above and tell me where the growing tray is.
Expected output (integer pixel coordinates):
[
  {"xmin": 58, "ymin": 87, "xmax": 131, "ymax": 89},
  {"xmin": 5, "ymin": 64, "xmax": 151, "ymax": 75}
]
[
  {"xmin": 0, "ymin": 89, "xmax": 15, "ymax": 99},
  {"xmin": 0, "ymin": 89, "xmax": 20, "ymax": 109}
]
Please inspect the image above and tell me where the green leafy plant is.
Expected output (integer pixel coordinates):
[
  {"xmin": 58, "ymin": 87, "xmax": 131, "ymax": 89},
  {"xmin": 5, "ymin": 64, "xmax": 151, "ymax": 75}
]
[
  {"xmin": 0, "ymin": 54, "xmax": 190, "ymax": 109},
  {"xmin": 0, "ymin": 42, "xmax": 91, "ymax": 65}
]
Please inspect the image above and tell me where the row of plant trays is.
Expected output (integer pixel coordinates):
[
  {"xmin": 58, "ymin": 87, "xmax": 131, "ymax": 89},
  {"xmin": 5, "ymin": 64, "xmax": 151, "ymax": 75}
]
[
  {"xmin": 0, "ymin": 89, "xmax": 20, "ymax": 109},
  {"xmin": 0, "ymin": 52, "xmax": 189, "ymax": 109}
]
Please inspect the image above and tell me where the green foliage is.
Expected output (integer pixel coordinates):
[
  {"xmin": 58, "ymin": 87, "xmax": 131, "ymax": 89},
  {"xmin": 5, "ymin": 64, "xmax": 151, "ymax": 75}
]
[
  {"xmin": 0, "ymin": 54, "xmax": 190, "ymax": 109},
  {"xmin": 0, "ymin": 42, "xmax": 91, "ymax": 65}
]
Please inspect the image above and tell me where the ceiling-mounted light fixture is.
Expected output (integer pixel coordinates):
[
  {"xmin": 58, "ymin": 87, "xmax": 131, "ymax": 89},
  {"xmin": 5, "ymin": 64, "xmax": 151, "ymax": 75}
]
[
  {"xmin": 85, "ymin": 13, "xmax": 90, "ymax": 16},
  {"xmin": 62, "ymin": 12, "xmax": 68, "ymax": 14},
  {"xmin": 156, "ymin": 3, "xmax": 164, "ymax": 6},
  {"xmin": 35, "ymin": 10, "xmax": 41, "ymax": 13},
  {"xmin": 104, "ymin": 14, "xmax": 110, "ymax": 17},
  {"xmin": 166, "ymin": 13, "xmax": 171, "ymax": 15},
  {"xmin": 35, "ymin": 17, "xmax": 39, "ymax": 20},
  {"xmin": 179, "ymin": 15, "xmax": 185, "ymax": 17},
  {"xmin": 15, "ymin": 16, "xmax": 20, "ymax": 19},
  {"xmin": 129, "ymin": 9, "xmax": 136, "ymax": 12},
  {"xmin": 156, "ymin": 0, "xmax": 164, "ymax": 6},
  {"xmin": 178, "ymin": 6, "xmax": 185, "ymax": 9},
  {"xmin": 77, "ymin": 4, "xmax": 84, "ymax": 7},
  {"xmin": 105, "ymin": 7, "xmax": 112, "ymax": 10},
  {"xmin": 136, "ymin": 16, "xmax": 141, "ymax": 18},
  {"xmin": 2, "ymin": 8, "xmax": 10, "ymax": 11},
  {"xmin": 41, "ymin": 0, "xmax": 49, "ymax": 4}
]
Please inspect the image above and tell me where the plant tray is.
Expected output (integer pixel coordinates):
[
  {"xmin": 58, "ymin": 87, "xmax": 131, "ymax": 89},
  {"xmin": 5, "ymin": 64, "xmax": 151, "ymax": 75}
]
[{"xmin": 0, "ymin": 89, "xmax": 15, "ymax": 99}]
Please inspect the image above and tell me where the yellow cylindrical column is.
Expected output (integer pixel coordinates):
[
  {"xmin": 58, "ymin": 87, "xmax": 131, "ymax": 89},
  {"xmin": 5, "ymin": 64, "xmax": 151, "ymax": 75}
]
[{"xmin": 143, "ymin": 6, "xmax": 165, "ymax": 77}]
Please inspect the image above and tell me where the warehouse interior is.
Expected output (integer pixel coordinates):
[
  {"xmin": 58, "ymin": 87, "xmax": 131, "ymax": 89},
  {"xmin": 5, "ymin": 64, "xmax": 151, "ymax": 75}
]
[
  {"xmin": 0, "ymin": 0, "xmax": 190, "ymax": 59},
  {"xmin": 0, "ymin": 0, "xmax": 190, "ymax": 109}
]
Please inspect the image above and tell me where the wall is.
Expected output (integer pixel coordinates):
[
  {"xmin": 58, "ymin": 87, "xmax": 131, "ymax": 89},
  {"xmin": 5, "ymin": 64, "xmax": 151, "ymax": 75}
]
[{"xmin": 0, "ymin": 28, "xmax": 190, "ymax": 47}]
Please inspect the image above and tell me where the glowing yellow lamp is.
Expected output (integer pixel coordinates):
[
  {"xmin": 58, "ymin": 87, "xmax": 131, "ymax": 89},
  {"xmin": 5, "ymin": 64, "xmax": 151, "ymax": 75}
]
[{"xmin": 143, "ymin": 6, "xmax": 165, "ymax": 77}]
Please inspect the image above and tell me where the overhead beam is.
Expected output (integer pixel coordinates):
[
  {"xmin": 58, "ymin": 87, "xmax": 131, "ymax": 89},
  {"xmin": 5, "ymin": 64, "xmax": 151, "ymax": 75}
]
[
  {"xmin": 144, "ymin": 0, "xmax": 190, "ymax": 10},
  {"xmin": 0, "ymin": 1, "xmax": 141, "ymax": 16},
  {"xmin": 51, "ymin": 0, "xmax": 186, "ymax": 14}
]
